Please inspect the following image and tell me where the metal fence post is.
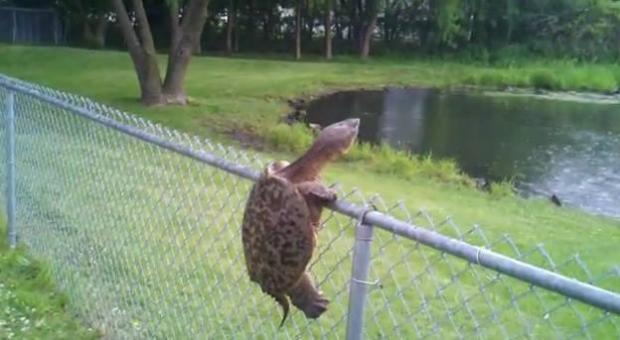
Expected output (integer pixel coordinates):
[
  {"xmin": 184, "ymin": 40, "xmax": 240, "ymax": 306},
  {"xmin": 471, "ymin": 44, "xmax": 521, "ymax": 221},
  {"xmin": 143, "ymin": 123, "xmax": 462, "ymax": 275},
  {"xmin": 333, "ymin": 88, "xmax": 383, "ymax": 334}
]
[
  {"xmin": 345, "ymin": 215, "xmax": 374, "ymax": 340},
  {"xmin": 5, "ymin": 92, "xmax": 16, "ymax": 248}
]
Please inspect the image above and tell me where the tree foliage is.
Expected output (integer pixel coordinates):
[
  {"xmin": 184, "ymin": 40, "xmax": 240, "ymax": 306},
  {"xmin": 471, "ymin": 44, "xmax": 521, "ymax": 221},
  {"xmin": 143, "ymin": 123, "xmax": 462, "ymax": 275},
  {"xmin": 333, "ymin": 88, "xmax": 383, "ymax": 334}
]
[
  {"xmin": 199, "ymin": 0, "xmax": 620, "ymax": 61},
  {"xmin": 15, "ymin": 0, "xmax": 620, "ymax": 61},
  {"xmin": 10, "ymin": 0, "xmax": 620, "ymax": 106}
]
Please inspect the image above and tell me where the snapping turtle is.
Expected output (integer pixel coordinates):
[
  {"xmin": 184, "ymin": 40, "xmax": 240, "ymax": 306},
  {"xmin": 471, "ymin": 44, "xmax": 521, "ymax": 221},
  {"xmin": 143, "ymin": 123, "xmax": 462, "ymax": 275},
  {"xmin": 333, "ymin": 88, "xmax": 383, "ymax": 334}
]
[{"xmin": 241, "ymin": 118, "xmax": 360, "ymax": 327}]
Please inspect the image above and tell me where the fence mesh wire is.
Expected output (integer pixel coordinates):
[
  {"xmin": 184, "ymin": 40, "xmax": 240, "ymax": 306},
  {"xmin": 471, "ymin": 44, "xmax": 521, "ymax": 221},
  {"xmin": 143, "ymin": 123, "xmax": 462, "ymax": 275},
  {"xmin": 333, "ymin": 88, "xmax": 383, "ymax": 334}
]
[
  {"xmin": 364, "ymin": 207, "xmax": 620, "ymax": 339},
  {"xmin": 0, "ymin": 7, "xmax": 61, "ymax": 45},
  {"xmin": 0, "ymin": 76, "xmax": 619, "ymax": 339}
]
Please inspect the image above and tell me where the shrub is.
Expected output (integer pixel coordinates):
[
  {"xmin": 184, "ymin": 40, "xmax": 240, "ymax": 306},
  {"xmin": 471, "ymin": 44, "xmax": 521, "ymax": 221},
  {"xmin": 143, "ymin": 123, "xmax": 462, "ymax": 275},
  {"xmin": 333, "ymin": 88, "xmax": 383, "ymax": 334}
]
[
  {"xmin": 265, "ymin": 126, "xmax": 474, "ymax": 187},
  {"xmin": 265, "ymin": 123, "xmax": 313, "ymax": 153},
  {"xmin": 530, "ymin": 71, "xmax": 560, "ymax": 90},
  {"xmin": 489, "ymin": 180, "xmax": 516, "ymax": 199},
  {"xmin": 477, "ymin": 73, "xmax": 509, "ymax": 87}
]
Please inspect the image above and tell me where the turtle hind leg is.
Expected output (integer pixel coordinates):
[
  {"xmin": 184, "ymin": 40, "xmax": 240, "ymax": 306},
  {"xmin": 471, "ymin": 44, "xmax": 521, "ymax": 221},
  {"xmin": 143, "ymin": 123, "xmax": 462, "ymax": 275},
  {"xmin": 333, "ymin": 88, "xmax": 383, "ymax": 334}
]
[
  {"xmin": 269, "ymin": 292, "xmax": 290, "ymax": 328},
  {"xmin": 288, "ymin": 272, "xmax": 330, "ymax": 319}
]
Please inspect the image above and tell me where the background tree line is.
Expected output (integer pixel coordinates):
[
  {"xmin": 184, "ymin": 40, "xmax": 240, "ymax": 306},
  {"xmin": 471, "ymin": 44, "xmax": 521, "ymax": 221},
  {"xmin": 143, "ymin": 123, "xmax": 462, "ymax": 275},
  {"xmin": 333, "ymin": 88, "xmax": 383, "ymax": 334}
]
[
  {"xmin": 4, "ymin": 0, "xmax": 620, "ymax": 106},
  {"xmin": 6, "ymin": 0, "xmax": 620, "ymax": 62}
]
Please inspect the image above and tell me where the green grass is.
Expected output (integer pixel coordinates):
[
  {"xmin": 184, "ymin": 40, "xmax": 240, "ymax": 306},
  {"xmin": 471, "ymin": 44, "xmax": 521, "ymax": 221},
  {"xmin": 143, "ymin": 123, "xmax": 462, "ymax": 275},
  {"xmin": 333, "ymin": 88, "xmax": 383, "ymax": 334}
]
[
  {"xmin": 12, "ymin": 109, "xmax": 618, "ymax": 339},
  {"xmin": 1, "ymin": 45, "xmax": 618, "ymax": 187},
  {"xmin": 1, "ymin": 45, "xmax": 620, "ymax": 141},
  {"xmin": 266, "ymin": 124, "xmax": 470, "ymax": 186},
  {"xmin": 0, "ymin": 45, "xmax": 619, "ymax": 338},
  {"xmin": 0, "ymin": 222, "xmax": 99, "ymax": 339}
]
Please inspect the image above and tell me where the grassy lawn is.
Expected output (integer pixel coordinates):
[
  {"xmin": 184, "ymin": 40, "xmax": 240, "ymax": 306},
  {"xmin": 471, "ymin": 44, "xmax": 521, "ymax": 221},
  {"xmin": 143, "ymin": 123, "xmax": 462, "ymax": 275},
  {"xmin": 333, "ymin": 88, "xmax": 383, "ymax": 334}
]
[
  {"xmin": 10, "ymin": 105, "xmax": 618, "ymax": 339},
  {"xmin": 0, "ymin": 45, "xmax": 618, "ymax": 338},
  {"xmin": 1, "ymin": 45, "xmax": 620, "ymax": 141},
  {"xmin": 0, "ymin": 222, "xmax": 99, "ymax": 339}
]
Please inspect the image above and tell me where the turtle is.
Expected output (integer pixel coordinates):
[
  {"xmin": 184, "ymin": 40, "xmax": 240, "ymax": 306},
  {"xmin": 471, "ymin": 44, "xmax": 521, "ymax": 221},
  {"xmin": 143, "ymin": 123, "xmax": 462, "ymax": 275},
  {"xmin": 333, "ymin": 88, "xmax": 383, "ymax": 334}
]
[{"xmin": 241, "ymin": 118, "xmax": 360, "ymax": 328}]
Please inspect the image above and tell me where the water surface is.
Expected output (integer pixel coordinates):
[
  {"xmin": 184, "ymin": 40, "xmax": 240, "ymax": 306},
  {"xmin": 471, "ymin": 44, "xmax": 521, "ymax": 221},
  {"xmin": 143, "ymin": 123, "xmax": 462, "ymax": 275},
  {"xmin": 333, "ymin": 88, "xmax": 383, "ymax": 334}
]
[{"xmin": 306, "ymin": 88, "xmax": 620, "ymax": 220}]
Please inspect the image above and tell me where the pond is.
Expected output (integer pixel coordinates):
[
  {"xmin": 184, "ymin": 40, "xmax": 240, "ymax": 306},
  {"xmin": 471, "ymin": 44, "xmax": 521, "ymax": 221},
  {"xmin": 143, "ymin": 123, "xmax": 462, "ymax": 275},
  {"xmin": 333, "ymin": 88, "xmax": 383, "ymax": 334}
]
[{"xmin": 305, "ymin": 88, "xmax": 620, "ymax": 220}]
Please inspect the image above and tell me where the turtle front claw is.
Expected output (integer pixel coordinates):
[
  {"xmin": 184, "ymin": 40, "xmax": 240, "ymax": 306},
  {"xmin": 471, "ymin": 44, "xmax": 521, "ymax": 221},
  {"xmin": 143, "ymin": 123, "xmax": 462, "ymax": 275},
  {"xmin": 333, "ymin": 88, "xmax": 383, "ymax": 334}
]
[{"xmin": 325, "ymin": 189, "xmax": 337, "ymax": 203}]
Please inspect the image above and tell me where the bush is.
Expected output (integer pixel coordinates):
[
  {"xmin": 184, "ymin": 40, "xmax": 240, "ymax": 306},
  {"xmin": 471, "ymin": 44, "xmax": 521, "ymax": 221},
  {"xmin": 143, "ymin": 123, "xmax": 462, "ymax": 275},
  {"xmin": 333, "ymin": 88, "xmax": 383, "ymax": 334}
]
[
  {"xmin": 265, "ymin": 123, "xmax": 314, "ymax": 153},
  {"xmin": 610, "ymin": 70, "xmax": 620, "ymax": 92},
  {"xmin": 346, "ymin": 142, "xmax": 471, "ymax": 186},
  {"xmin": 264, "ymin": 126, "xmax": 478, "ymax": 188},
  {"xmin": 530, "ymin": 71, "xmax": 561, "ymax": 90},
  {"xmin": 477, "ymin": 73, "xmax": 509, "ymax": 87},
  {"xmin": 489, "ymin": 45, "xmax": 532, "ymax": 66},
  {"xmin": 489, "ymin": 180, "xmax": 516, "ymax": 199}
]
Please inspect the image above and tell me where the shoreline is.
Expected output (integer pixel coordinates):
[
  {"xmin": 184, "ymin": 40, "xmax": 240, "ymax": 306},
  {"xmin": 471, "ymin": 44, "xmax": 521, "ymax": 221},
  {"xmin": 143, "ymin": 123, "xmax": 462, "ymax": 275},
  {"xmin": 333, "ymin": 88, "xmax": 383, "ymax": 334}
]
[
  {"xmin": 286, "ymin": 85, "xmax": 620, "ymax": 114},
  {"xmin": 280, "ymin": 85, "xmax": 620, "ymax": 221},
  {"xmin": 2, "ymin": 46, "xmax": 619, "ymax": 225}
]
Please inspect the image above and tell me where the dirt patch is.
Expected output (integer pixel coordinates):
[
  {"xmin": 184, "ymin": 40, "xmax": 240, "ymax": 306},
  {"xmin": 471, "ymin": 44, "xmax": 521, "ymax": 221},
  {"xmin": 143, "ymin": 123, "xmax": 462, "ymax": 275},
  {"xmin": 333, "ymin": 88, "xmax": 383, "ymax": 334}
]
[{"xmin": 227, "ymin": 126, "xmax": 267, "ymax": 151}]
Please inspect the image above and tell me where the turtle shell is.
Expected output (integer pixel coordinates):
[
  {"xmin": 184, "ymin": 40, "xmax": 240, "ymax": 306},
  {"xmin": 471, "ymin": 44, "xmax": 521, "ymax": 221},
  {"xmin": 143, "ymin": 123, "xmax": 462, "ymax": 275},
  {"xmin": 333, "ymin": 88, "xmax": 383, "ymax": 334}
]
[{"xmin": 241, "ymin": 170, "xmax": 316, "ymax": 297}]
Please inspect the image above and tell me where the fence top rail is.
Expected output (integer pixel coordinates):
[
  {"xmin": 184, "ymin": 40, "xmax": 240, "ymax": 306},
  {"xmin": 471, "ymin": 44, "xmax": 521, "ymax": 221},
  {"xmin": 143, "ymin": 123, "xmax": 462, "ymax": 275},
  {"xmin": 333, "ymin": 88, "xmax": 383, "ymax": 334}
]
[{"xmin": 1, "ymin": 74, "xmax": 619, "ymax": 315}]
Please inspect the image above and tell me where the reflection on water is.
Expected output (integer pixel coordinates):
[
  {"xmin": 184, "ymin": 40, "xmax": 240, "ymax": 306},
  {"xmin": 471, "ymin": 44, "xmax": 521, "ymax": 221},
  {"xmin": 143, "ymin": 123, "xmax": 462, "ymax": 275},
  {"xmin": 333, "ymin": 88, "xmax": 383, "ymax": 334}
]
[{"xmin": 306, "ymin": 88, "xmax": 620, "ymax": 220}]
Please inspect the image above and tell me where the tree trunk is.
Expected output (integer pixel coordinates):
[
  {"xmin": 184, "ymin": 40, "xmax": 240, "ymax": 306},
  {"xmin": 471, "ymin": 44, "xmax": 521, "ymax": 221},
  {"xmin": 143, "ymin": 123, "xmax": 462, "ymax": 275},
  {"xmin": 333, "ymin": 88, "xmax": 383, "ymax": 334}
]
[
  {"xmin": 81, "ymin": 20, "xmax": 94, "ymax": 46},
  {"xmin": 193, "ymin": 39, "xmax": 202, "ymax": 55},
  {"xmin": 335, "ymin": 14, "xmax": 342, "ymax": 41},
  {"xmin": 383, "ymin": 9, "xmax": 389, "ymax": 44},
  {"xmin": 81, "ymin": 15, "xmax": 107, "ymax": 49},
  {"xmin": 162, "ymin": 0, "xmax": 210, "ymax": 104},
  {"xmin": 111, "ymin": 0, "xmax": 210, "ymax": 106},
  {"xmin": 111, "ymin": 0, "xmax": 163, "ymax": 105},
  {"xmin": 192, "ymin": 4, "xmax": 207, "ymax": 55},
  {"xmin": 324, "ymin": 0, "xmax": 333, "ymax": 59},
  {"xmin": 303, "ymin": 1, "xmax": 314, "ymax": 43},
  {"xmin": 295, "ymin": 0, "xmax": 302, "ymax": 60},
  {"xmin": 226, "ymin": 0, "xmax": 235, "ymax": 54},
  {"xmin": 359, "ymin": 0, "xmax": 378, "ymax": 59},
  {"xmin": 92, "ymin": 16, "xmax": 108, "ymax": 48},
  {"xmin": 247, "ymin": 0, "xmax": 256, "ymax": 46},
  {"xmin": 350, "ymin": 0, "xmax": 360, "ymax": 49},
  {"xmin": 137, "ymin": 53, "xmax": 165, "ymax": 105},
  {"xmin": 169, "ymin": 2, "xmax": 182, "ymax": 49},
  {"xmin": 74, "ymin": 0, "xmax": 104, "ymax": 49},
  {"xmin": 234, "ymin": 24, "xmax": 239, "ymax": 52},
  {"xmin": 263, "ymin": 7, "xmax": 275, "ymax": 45},
  {"xmin": 162, "ymin": 47, "xmax": 191, "ymax": 104},
  {"xmin": 359, "ymin": 14, "xmax": 377, "ymax": 58}
]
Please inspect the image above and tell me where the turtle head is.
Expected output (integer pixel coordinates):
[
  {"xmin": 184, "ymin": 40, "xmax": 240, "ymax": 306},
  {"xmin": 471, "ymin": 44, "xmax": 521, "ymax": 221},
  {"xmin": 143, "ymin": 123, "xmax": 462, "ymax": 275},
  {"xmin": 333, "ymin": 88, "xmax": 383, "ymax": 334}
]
[
  {"xmin": 313, "ymin": 118, "xmax": 360, "ymax": 160},
  {"xmin": 274, "ymin": 118, "xmax": 359, "ymax": 182},
  {"xmin": 265, "ymin": 160, "xmax": 290, "ymax": 175}
]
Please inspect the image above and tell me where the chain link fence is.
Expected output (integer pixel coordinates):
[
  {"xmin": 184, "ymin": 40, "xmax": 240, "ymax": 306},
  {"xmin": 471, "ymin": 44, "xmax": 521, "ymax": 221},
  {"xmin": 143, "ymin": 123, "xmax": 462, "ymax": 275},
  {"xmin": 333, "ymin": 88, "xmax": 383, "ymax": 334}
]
[
  {"xmin": 0, "ymin": 7, "xmax": 62, "ymax": 45},
  {"xmin": 0, "ymin": 74, "xmax": 619, "ymax": 339}
]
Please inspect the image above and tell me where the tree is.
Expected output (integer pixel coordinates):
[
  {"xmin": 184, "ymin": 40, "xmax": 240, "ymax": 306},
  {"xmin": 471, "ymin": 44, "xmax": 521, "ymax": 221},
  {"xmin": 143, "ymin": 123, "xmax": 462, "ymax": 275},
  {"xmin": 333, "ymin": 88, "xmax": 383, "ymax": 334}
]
[
  {"xmin": 225, "ymin": 0, "xmax": 236, "ymax": 54},
  {"xmin": 110, "ymin": 0, "xmax": 210, "ymax": 106},
  {"xmin": 61, "ymin": 0, "xmax": 110, "ymax": 49},
  {"xmin": 324, "ymin": 0, "xmax": 333, "ymax": 59},
  {"xmin": 358, "ymin": 0, "xmax": 379, "ymax": 58},
  {"xmin": 295, "ymin": 0, "xmax": 303, "ymax": 59}
]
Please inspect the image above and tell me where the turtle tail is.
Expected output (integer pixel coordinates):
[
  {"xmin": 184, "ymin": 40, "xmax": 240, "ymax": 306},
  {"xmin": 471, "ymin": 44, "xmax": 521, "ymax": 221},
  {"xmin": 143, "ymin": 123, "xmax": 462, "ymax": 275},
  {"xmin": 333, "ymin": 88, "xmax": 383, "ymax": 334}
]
[
  {"xmin": 269, "ymin": 292, "xmax": 290, "ymax": 328},
  {"xmin": 288, "ymin": 272, "xmax": 329, "ymax": 320}
]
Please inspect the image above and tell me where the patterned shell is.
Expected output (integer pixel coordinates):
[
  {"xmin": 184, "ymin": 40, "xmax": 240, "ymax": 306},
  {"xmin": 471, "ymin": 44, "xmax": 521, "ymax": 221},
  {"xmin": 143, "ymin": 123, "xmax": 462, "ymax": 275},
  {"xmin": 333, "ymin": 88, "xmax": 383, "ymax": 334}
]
[{"xmin": 241, "ymin": 172, "xmax": 316, "ymax": 295}]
